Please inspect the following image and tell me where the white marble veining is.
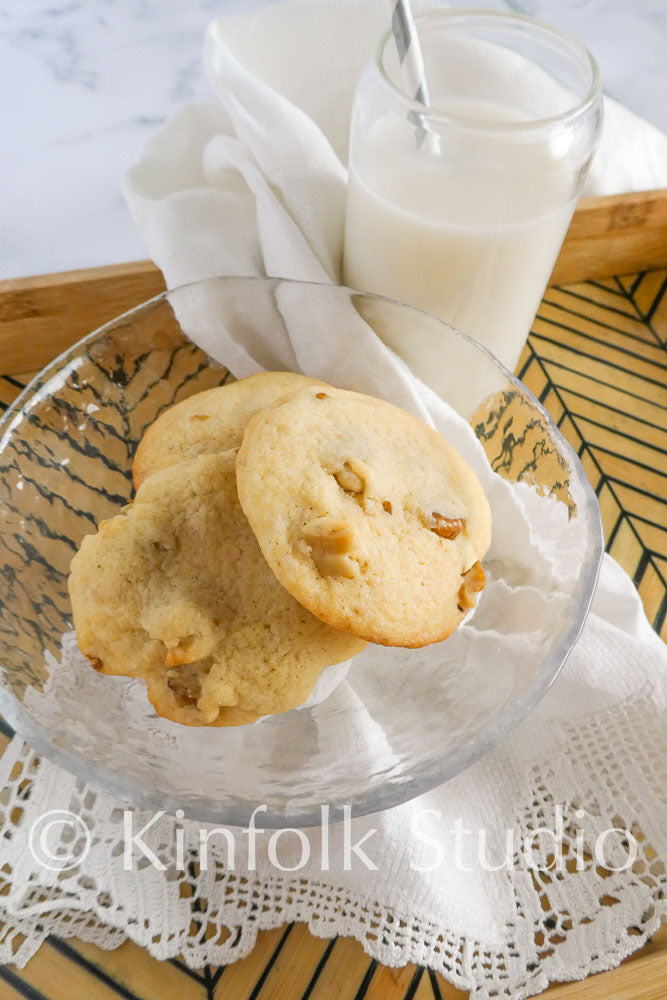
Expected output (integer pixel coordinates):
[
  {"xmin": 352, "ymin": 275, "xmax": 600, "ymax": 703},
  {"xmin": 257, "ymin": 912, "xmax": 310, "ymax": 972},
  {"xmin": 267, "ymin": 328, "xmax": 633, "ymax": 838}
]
[{"xmin": 1, "ymin": 0, "xmax": 665, "ymax": 280}]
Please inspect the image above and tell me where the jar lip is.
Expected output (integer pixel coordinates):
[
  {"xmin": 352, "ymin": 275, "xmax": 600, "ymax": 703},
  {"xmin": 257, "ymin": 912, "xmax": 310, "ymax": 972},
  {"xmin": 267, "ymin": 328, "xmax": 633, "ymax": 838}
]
[{"xmin": 374, "ymin": 8, "xmax": 602, "ymax": 134}]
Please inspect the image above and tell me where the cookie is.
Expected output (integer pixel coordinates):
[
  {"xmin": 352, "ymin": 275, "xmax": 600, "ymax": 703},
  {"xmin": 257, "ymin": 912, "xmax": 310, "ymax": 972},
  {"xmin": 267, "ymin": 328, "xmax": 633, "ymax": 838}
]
[
  {"xmin": 236, "ymin": 385, "xmax": 492, "ymax": 647},
  {"xmin": 69, "ymin": 451, "xmax": 365, "ymax": 726},
  {"xmin": 133, "ymin": 371, "xmax": 327, "ymax": 488}
]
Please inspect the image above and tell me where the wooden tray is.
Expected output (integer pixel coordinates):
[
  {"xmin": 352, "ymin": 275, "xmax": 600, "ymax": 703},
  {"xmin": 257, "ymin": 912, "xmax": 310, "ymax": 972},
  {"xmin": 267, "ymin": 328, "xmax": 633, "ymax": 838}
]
[{"xmin": 0, "ymin": 190, "xmax": 665, "ymax": 1000}]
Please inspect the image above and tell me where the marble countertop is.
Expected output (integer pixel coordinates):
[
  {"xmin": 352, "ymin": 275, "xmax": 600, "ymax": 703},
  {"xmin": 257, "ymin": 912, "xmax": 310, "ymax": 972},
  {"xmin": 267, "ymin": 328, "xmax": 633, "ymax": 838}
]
[{"xmin": 1, "ymin": 0, "xmax": 665, "ymax": 280}]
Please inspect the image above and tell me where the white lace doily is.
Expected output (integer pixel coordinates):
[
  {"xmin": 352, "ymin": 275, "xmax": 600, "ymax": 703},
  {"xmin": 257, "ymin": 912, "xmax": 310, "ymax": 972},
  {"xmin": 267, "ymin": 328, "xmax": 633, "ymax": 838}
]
[{"xmin": 1, "ymin": 556, "xmax": 665, "ymax": 1000}]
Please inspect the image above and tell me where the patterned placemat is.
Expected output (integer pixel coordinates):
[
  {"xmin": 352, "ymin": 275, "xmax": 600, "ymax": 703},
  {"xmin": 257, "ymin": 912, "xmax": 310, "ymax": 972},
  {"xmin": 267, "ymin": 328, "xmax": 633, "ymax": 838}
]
[{"xmin": 0, "ymin": 268, "xmax": 665, "ymax": 999}]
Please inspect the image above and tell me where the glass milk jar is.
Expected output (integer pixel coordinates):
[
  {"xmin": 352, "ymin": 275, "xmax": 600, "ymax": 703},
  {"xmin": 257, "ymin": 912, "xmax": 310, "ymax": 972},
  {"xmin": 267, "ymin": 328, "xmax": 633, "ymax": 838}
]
[{"xmin": 343, "ymin": 10, "xmax": 602, "ymax": 372}]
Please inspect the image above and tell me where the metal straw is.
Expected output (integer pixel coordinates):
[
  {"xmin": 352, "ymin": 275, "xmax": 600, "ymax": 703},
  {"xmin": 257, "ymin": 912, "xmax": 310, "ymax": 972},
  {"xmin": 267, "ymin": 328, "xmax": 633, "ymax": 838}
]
[{"xmin": 386, "ymin": 0, "xmax": 436, "ymax": 148}]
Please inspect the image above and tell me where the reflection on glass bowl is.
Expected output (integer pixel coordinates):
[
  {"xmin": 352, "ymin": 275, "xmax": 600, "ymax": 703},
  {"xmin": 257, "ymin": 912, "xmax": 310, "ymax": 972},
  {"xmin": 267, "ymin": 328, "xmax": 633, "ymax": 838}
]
[{"xmin": 0, "ymin": 278, "xmax": 602, "ymax": 826}]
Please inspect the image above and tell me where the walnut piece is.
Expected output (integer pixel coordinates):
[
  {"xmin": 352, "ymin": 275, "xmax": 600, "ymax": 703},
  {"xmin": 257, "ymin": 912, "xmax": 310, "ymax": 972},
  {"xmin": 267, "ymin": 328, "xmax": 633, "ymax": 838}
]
[
  {"xmin": 167, "ymin": 678, "xmax": 198, "ymax": 706},
  {"xmin": 167, "ymin": 657, "xmax": 215, "ymax": 706},
  {"xmin": 458, "ymin": 561, "xmax": 486, "ymax": 611},
  {"xmin": 430, "ymin": 512, "xmax": 466, "ymax": 539},
  {"xmin": 304, "ymin": 515, "xmax": 359, "ymax": 578},
  {"xmin": 167, "ymin": 665, "xmax": 201, "ymax": 705},
  {"xmin": 334, "ymin": 463, "xmax": 364, "ymax": 494}
]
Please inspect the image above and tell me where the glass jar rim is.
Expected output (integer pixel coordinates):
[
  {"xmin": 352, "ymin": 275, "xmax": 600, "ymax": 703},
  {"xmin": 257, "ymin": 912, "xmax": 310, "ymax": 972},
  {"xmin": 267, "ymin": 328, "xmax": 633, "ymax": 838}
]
[{"xmin": 374, "ymin": 8, "xmax": 602, "ymax": 134}]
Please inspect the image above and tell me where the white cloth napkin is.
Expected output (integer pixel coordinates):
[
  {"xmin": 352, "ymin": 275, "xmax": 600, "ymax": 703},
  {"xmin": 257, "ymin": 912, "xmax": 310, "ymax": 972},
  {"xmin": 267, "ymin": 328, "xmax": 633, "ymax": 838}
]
[
  {"xmin": 123, "ymin": 0, "xmax": 667, "ymax": 291},
  {"xmin": 2, "ymin": 4, "xmax": 665, "ymax": 998}
]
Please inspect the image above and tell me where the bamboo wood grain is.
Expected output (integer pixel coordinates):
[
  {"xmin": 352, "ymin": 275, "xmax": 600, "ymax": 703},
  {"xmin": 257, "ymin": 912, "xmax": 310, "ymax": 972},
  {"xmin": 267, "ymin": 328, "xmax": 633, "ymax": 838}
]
[
  {"xmin": 0, "ymin": 260, "xmax": 165, "ymax": 374},
  {"xmin": 1, "ymin": 191, "xmax": 665, "ymax": 375},
  {"xmin": 549, "ymin": 188, "xmax": 667, "ymax": 285}
]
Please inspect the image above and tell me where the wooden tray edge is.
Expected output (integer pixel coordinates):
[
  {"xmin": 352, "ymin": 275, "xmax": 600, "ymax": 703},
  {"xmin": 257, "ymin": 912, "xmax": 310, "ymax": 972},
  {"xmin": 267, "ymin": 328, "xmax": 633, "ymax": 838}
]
[{"xmin": 1, "ymin": 189, "xmax": 666, "ymax": 375}]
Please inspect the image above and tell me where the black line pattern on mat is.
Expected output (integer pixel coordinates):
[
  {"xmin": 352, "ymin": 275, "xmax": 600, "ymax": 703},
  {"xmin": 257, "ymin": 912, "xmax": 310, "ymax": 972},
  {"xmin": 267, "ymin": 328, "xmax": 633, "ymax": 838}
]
[
  {"xmin": 353, "ymin": 958, "xmax": 379, "ymax": 999},
  {"xmin": 643, "ymin": 273, "xmax": 667, "ymax": 327},
  {"xmin": 428, "ymin": 967, "xmax": 444, "ymax": 1000},
  {"xmin": 300, "ymin": 937, "xmax": 337, "ymax": 1000},
  {"xmin": 0, "ymin": 714, "xmax": 15, "ymax": 739},
  {"xmin": 588, "ymin": 443, "xmax": 667, "ymax": 484},
  {"xmin": 47, "ymin": 938, "xmax": 144, "ymax": 1000},
  {"xmin": 202, "ymin": 965, "xmax": 216, "ymax": 997},
  {"xmin": 0, "ymin": 965, "xmax": 51, "ymax": 1000},
  {"xmin": 540, "ymin": 296, "xmax": 665, "ymax": 351},
  {"xmin": 524, "ymin": 327, "xmax": 667, "ymax": 635},
  {"xmin": 589, "ymin": 278, "xmax": 627, "ymax": 297},
  {"xmin": 629, "ymin": 272, "xmax": 645, "ymax": 297},
  {"xmin": 616, "ymin": 273, "xmax": 666, "ymax": 347},
  {"xmin": 532, "ymin": 353, "xmax": 666, "ymax": 410},
  {"xmin": 557, "ymin": 385, "xmax": 666, "ymax": 433},
  {"xmin": 556, "ymin": 285, "xmax": 652, "ymax": 324},
  {"xmin": 246, "ymin": 925, "xmax": 293, "ymax": 1000},
  {"xmin": 169, "ymin": 956, "xmax": 210, "ymax": 987},
  {"xmin": 564, "ymin": 411, "xmax": 667, "ymax": 456},
  {"xmin": 403, "ymin": 965, "xmax": 425, "ymax": 999},
  {"xmin": 531, "ymin": 315, "xmax": 667, "ymax": 384},
  {"xmin": 209, "ymin": 962, "xmax": 226, "ymax": 991}
]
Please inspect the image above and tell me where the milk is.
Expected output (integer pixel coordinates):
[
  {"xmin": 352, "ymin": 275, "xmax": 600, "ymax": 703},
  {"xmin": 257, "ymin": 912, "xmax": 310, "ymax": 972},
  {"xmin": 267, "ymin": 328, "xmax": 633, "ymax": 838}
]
[{"xmin": 343, "ymin": 99, "xmax": 578, "ymax": 372}]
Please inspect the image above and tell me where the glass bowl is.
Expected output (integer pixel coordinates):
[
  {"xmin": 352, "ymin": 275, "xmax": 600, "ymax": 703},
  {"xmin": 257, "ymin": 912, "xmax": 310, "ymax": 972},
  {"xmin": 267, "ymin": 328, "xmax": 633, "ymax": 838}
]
[{"xmin": 0, "ymin": 277, "xmax": 602, "ymax": 827}]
